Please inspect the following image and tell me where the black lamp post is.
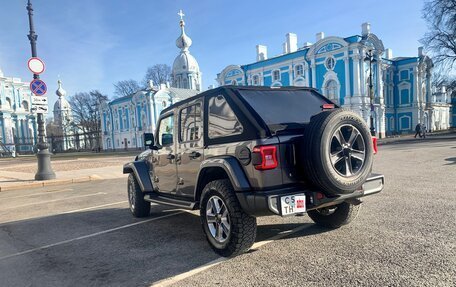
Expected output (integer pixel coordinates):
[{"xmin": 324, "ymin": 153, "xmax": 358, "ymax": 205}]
[
  {"xmin": 364, "ymin": 43, "xmax": 377, "ymax": 136},
  {"xmin": 27, "ymin": 0, "xmax": 56, "ymax": 180}
]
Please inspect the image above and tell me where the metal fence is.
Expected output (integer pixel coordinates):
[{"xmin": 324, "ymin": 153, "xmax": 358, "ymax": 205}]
[{"xmin": 5, "ymin": 132, "xmax": 102, "ymax": 155}]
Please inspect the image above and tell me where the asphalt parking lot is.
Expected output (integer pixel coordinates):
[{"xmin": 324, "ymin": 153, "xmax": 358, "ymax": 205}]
[{"xmin": 0, "ymin": 138, "xmax": 455, "ymax": 287}]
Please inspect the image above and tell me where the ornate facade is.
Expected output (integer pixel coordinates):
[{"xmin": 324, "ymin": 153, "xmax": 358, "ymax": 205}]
[
  {"xmin": 0, "ymin": 67, "xmax": 37, "ymax": 155},
  {"xmin": 99, "ymin": 84, "xmax": 198, "ymax": 150},
  {"xmin": 99, "ymin": 10, "xmax": 202, "ymax": 150},
  {"xmin": 171, "ymin": 10, "xmax": 202, "ymax": 91},
  {"xmin": 48, "ymin": 80, "xmax": 75, "ymax": 151},
  {"xmin": 218, "ymin": 23, "xmax": 452, "ymax": 136}
]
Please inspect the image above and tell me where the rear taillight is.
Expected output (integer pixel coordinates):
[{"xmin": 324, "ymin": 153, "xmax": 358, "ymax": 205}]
[
  {"xmin": 321, "ymin": 103, "xmax": 335, "ymax": 110},
  {"xmin": 252, "ymin": 145, "xmax": 278, "ymax": 170},
  {"xmin": 372, "ymin": 136, "xmax": 378, "ymax": 154}
]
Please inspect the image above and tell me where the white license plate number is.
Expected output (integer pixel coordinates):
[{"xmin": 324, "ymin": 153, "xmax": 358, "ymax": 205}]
[{"xmin": 280, "ymin": 194, "xmax": 306, "ymax": 216}]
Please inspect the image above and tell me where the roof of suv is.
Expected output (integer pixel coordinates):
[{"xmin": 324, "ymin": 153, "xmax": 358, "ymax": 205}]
[{"xmin": 160, "ymin": 85, "xmax": 319, "ymax": 115}]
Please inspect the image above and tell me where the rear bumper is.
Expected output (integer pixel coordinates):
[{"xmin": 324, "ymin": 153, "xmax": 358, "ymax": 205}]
[{"xmin": 235, "ymin": 173, "xmax": 384, "ymax": 217}]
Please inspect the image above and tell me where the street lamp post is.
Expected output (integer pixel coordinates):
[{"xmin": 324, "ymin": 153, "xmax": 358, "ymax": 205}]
[
  {"xmin": 27, "ymin": 0, "xmax": 56, "ymax": 180},
  {"xmin": 365, "ymin": 44, "xmax": 377, "ymax": 136}
]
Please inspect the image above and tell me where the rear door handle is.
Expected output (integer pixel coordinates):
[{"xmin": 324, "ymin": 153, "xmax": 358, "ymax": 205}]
[
  {"xmin": 167, "ymin": 154, "xmax": 175, "ymax": 160},
  {"xmin": 189, "ymin": 151, "xmax": 201, "ymax": 159}
]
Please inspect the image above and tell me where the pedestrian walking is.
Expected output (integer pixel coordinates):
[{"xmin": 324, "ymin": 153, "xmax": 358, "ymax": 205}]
[
  {"xmin": 414, "ymin": 123, "xmax": 422, "ymax": 138},
  {"xmin": 422, "ymin": 125, "xmax": 427, "ymax": 138}
]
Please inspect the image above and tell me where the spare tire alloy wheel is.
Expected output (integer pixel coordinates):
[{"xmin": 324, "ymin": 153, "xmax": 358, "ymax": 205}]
[
  {"xmin": 330, "ymin": 124, "xmax": 366, "ymax": 177},
  {"xmin": 206, "ymin": 196, "xmax": 230, "ymax": 243},
  {"xmin": 302, "ymin": 109, "xmax": 373, "ymax": 196}
]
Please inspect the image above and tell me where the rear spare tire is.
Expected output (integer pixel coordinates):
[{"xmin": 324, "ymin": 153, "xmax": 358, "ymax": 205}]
[{"xmin": 301, "ymin": 109, "xmax": 373, "ymax": 196}]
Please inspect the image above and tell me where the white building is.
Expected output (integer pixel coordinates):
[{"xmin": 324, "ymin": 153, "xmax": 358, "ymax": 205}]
[
  {"xmin": 48, "ymin": 80, "xmax": 75, "ymax": 151},
  {"xmin": 171, "ymin": 10, "xmax": 202, "ymax": 91},
  {"xmin": 0, "ymin": 67, "xmax": 37, "ymax": 155},
  {"xmin": 99, "ymin": 10, "xmax": 202, "ymax": 150}
]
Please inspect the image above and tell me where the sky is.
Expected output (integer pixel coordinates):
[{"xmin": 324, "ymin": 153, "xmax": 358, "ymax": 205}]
[{"xmin": 0, "ymin": 0, "xmax": 429, "ymax": 110}]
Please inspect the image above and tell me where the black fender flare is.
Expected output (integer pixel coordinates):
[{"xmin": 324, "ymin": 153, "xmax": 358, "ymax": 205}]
[
  {"xmin": 194, "ymin": 156, "xmax": 250, "ymax": 200},
  {"xmin": 123, "ymin": 161, "xmax": 154, "ymax": 192}
]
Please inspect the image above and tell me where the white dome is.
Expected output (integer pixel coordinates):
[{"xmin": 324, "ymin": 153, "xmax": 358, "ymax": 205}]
[
  {"xmin": 176, "ymin": 30, "xmax": 192, "ymax": 50},
  {"xmin": 172, "ymin": 52, "xmax": 200, "ymax": 74},
  {"xmin": 54, "ymin": 97, "xmax": 71, "ymax": 112}
]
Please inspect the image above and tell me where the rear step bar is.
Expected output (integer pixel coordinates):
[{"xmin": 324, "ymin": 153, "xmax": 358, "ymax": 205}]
[{"xmin": 144, "ymin": 193, "xmax": 196, "ymax": 210}]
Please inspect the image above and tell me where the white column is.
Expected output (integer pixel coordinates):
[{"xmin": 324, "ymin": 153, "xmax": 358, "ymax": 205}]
[
  {"xmin": 344, "ymin": 56, "xmax": 351, "ymax": 105},
  {"xmin": 304, "ymin": 65, "xmax": 310, "ymax": 86},
  {"xmin": 311, "ymin": 59, "xmax": 316, "ymax": 88},
  {"xmin": 359, "ymin": 49, "xmax": 366, "ymax": 98},
  {"xmin": 289, "ymin": 66, "xmax": 294, "ymax": 85},
  {"xmin": 352, "ymin": 54, "xmax": 361, "ymax": 97}
]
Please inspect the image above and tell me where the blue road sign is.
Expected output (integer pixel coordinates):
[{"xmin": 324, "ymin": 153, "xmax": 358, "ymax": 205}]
[{"xmin": 30, "ymin": 79, "xmax": 47, "ymax": 96}]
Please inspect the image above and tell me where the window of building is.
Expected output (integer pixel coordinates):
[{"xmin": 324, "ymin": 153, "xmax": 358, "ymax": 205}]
[
  {"xmin": 180, "ymin": 103, "xmax": 202, "ymax": 142},
  {"xmin": 400, "ymin": 70, "xmax": 409, "ymax": 80},
  {"xmin": 390, "ymin": 117, "xmax": 395, "ymax": 131},
  {"xmin": 252, "ymin": 75, "xmax": 260, "ymax": 86},
  {"xmin": 324, "ymin": 80, "xmax": 339, "ymax": 102},
  {"xmin": 272, "ymin": 70, "xmax": 280, "ymax": 82},
  {"xmin": 400, "ymin": 89, "xmax": 410, "ymax": 105},
  {"xmin": 295, "ymin": 64, "xmax": 303, "ymax": 76},
  {"xmin": 231, "ymin": 80, "xmax": 237, "ymax": 85},
  {"xmin": 22, "ymin": 101, "xmax": 29, "ymax": 111},
  {"xmin": 208, "ymin": 94, "xmax": 243, "ymax": 139},
  {"xmin": 157, "ymin": 114, "xmax": 174, "ymax": 146},
  {"xmin": 325, "ymin": 57, "xmax": 336, "ymax": 70},
  {"xmin": 5, "ymin": 97, "xmax": 11, "ymax": 109}
]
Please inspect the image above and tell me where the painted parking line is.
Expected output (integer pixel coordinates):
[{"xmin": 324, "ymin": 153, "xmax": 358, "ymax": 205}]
[
  {"xmin": 62, "ymin": 201, "xmax": 129, "ymax": 214},
  {"xmin": 0, "ymin": 188, "xmax": 74, "ymax": 200},
  {"xmin": 2, "ymin": 192, "xmax": 107, "ymax": 210},
  {"xmin": 151, "ymin": 224, "xmax": 311, "ymax": 287},
  {"xmin": 0, "ymin": 211, "xmax": 183, "ymax": 261}
]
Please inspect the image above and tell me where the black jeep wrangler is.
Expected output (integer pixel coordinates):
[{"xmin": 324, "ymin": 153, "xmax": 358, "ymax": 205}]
[{"xmin": 123, "ymin": 86, "xmax": 384, "ymax": 257}]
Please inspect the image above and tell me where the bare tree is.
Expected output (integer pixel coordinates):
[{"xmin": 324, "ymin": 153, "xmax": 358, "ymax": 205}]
[
  {"xmin": 421, "ymin": 0, "xmax": 456, "ymax": 72},
  {"xmin": 113, "ymin": 79, "xmax": 140, "ymax": 98},
  {"xmin": 69, "ymin": 90, "xmax": 108, "ymax": 150},
  {"xmin": 143, "ymin": 64, "xmax": 171, "ymax": 87}
]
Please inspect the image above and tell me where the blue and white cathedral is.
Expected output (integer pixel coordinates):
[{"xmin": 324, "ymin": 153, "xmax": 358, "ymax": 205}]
[
  {"xmin": 218, "ymin": 23, "xmax": 452, "ymax": 137},
  {"xmin": 99, "ymin": 10, "xmax": 202, "ymax": 150}
]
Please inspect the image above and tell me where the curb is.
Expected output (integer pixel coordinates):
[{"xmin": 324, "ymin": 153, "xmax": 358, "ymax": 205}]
[
  {"xmin": 378, "ymin": 135, "xmax": 456, "ymax": 146},
  {"xmin": 0, "ymin": 175, "xmax": 101, "ymax": 192}
]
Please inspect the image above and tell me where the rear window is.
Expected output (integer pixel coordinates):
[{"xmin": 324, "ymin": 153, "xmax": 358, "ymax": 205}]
[{"xmin": 238, "ymin": 89, "xmax": 331, "ymax": 131}]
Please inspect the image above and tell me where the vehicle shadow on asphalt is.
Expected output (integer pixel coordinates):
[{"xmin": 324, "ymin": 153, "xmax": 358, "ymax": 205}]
[
  {"xmin": 444, "ymin": 157, "xmax": 456, "ymax": 165},
  {"xmin": 0, "ymin": 207, "xmax": 328, "ymax": 287}
]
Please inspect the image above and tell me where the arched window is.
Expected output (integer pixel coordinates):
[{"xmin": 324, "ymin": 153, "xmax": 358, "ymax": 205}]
[
  {"xmin": 295, "ymin": 64, "xmax": 303, "ymax": 77},
  {"xmin": 5, "ymin": 97, "xmax": 11, "ymax": 109},
  {"xmin": 252, "ymin": 75, "xmax": 260, "ymax": 86},
  {"xmin": 22, "ymin": 101, "xmax": 29, "ymax": 111},
  {"xmin": 324, "ymin": 80, "xmax": 339, "ymax": 101}
]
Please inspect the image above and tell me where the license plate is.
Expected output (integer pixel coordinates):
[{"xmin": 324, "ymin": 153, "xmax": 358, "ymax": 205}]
[{"xmin": 280, "ymin": 194, "xmax": 306, "ymax": 216}]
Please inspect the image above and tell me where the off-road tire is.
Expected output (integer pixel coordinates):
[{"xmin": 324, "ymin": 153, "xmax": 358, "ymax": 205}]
[
  {"xmin": 307, "ymin": 202, "xmax": 361, "ymax": 229},
  {"xmin": 302, "ymin": 109, "xmax": 374, "ymax": 196},
  {"xmin": 200, "ymin": 179, "xmax": 257, "ymax": 257},
  {"xmin": 127, "ymin": 174, "xmax": 151, "ymax": 218}
]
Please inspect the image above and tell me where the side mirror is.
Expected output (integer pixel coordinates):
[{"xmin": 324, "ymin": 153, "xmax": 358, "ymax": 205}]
[
  {"xmin": 161, "ymin": 133, "xmax": 173, "ymax": 146},
  {"xmin": 144, "ymin": 133, "xmax": 156, "ymax": 149}
]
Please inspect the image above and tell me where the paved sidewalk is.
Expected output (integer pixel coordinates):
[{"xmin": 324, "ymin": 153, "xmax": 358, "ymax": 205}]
[
  {"xmin": 377, "ymin": 130, "xmax": 456, "ymax": 145},
  {"xmin": 0, "ymin": 154, "xmax": 133, "ymax": 192}
]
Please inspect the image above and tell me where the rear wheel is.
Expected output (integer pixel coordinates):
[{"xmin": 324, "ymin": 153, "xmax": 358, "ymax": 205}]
[
  {"xmin": 127, "ymin": 174, "xmax": 151, "ymax": 218},
  {"xmin": 200, "ymin": 179, "xmax": 257, "ymax": 257},
  {"xmin": 307, "ymin": 202, "xmax": 360, "ymax": 229}
]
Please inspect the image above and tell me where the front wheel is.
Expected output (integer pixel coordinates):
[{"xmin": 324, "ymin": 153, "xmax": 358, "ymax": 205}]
[
  {"xmin": 200, "ymin": 179, "xmax": 257, "ymax": 257},
  {"xmin": 127, "ymin": 174, "xmax": 151, "ymax": 218},
  {"xmin": 307, "ymin": 202, "xmax": 360, "ymax": 229}
]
